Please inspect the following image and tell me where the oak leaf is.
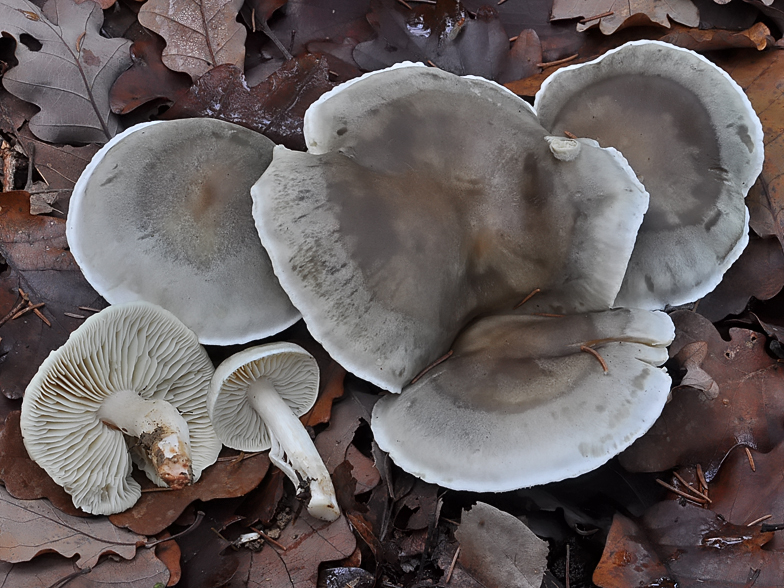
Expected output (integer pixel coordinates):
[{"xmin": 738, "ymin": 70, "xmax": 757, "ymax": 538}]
[
  {"xmin": 138, "ymin": 0, "xmax": 246, "ymax": 81},
  {"xmin": 0, "ymin": 486, "xmax": 145, "ymax": 568},
  {"xmin": 550, "ymin": 0, "xmax": 699, "ymax": 35},
  {"xmin": 0, "ymin": 0, "xmax": 132, "ymax": 144}
]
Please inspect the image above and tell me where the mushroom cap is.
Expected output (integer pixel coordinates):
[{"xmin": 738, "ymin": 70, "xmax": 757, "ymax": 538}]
[
  {"xmin": 20, "ymin": 302, "xmax": 222, "ymax": 515},
  {"xmin": 67, "ymin": 118, "xmax": 299, "ymax": 345},
  {"xmin": 534, "ymin": 40, "xmax": 764, "ymax": 309},
  {"xmin": 371, "ymin": 308, "xmax": 674, "ymax": 491},
  {"xmin": 252, "ymin": 63, "xmax": 649, "ymax": 393},
  {"xmin": 208, "ymin": 342, "xmax": 320, "ymax": 452}
]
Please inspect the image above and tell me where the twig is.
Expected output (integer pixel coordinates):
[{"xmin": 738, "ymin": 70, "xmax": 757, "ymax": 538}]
[
  {"xmin": 146, "ymin": 511, "xmax": 205, "ymax": 547},
  {"xmin": 140, "ymin": 486, "xmax": 176, "ymax": 493},
  {"xmin": 63, "ymin": 312, "xmax": 86, "ymax": 319},
  {"xmin": 672, "ymin": 470, "xmax": 712, "ymax": 503},
  {"xmin": 536, "ymin": 53, "xmax": 578, "ymax": 69},
  {"xmin": 249, "ymin": 526, "xmax": 288, "ymax": 551},
  {"xmin": 579, "ymin": 10, "xmax": 613, "ymax": 23},
  {"xmin": 533, "ymin": 313, "xmax": 564, "ymax": 318},
  {"xmin": 411, "ymin": 350, "xmax": 453, "ymax": 384},
  {"xmin": 78, "ymin": 306, "xmax": 101, "ymax": 313},
  {"xmin": 745, "ymin": 447, "xmax": 756, "ymax": 472},
  {"xmin": 514, "ymin": 288, "xmax": 540, "ymax": 309},
  {"xmin": 396, "ymin": 0, "xmax": 413, "ymax": 8},
  {"xmin": 696, "ymin": 463, "xmax": 708, "ymax": 492},
  {"xmin": 656, "ymin": 479, "xmax": 707, "ymax": 504},
  {"xmin": 46, "ymin": 566, "xmax": 91, "ymax": 588},
  {"xmin": 0, "ymin": 298, "xmax": 28, "ymax": 329},
  {"xmin": 12, "ymin": 301, "xmax": 45, "ymax": 320},
  {"xmin": 563, "ymin": 130, "xmax": 578, "ymax": 139},
  {"xmin": 254, "ymin": 11, "xmax": 293, "ymax": 60},
  {"xmin": 445, "ymin": 546, "xmax": 460, "ymax": 584},
  {"xmin": 580, "ymin": 345, "xmax": 608, "ymax": 373},
  {"xmin": 747, "ymin": 514, "xmax": 773, "ymax": 527}
]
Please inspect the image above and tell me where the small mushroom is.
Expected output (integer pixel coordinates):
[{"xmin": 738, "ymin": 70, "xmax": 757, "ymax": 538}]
[
  {"xmin": 208, "ymin": 343, "xmax": 340, "ymax": 521},
  {"xmin": 67, "ymin": 118, "xmax": 299, "ymax": 345},
  {"xmin": 372, "ymin": 308, "xmax": 674, "ymax": 491},
  {"xmin": 252, "ymin": 63, "xmax": 650, "ymax": 393},
  {"xmin": 20, "ymin": 302, "xmax": 222, "ymax": 515},
  {"xmin": 535, "ymin": 40, "xmax": 764, "ymax": 309}
]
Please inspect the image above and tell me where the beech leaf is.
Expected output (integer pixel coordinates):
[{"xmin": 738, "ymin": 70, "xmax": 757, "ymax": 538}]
[
  {"xmin": 138, "ymin": 0, "xmax": 246, "ymax": 81},
  {"xmin": 0, "ymin": 485, "xmax": 145, "ymax": 568},
  {"xmin": 550, "ymin": 0, "xmax": 699, "ymax": 35},
  {"xmin": 0, "ymin": 0, "xmax": 132, "ymax": 144}
]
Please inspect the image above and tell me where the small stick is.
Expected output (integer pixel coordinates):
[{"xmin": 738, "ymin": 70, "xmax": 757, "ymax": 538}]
[
  {"xmin": 514, "ymin": 288, "xmax": 540, "ymax": 309},
  {"xmin": 445, "ymin": 546, "xmax": 460, "ymax": 584},
  {"xmin": 497, "ymin": 0, "xmax": 508, "ymax": 5},
  {"xmin": 411, "ymin": 350, "xmax": 453, "ymax": 384},
  {"xmin": 745, "ymin": 447, "xmax": 756, "ymax": 472},
  {"xmin": 672, "ymin": 471, "xmax": 712, "ymax": 503},
  {"xmin": 563, "ymin": 130, "xmax": 578, "ymax": 139},
  {"xmin": 427, "ymin": 60, "xmax": 439, "ymax": 68},
  {"xmin": 579, "ymin": 10, "xmax": 613, "ymax": 23},
  {"xmin": 249, "ymin": 526, "xmax": 288, "ymax": 551},
  {"xmin": 63, "ymin": 312, "xmax": 86, "ymax": 319},
  {"xmin": 696, "ymin": 463, "xmax": 708, "ymax": 491},
  {"xmin": 396, "ymin": 0, "xmax": 413, "ymax": 8},
  {"xmin": 78, "ymin": 306, "xmax": 102, "ymax": 313},
  {"xmin": 656, "ymin": 479, "xmax": 707, "ymax": 504},
  {"xmin": 533, "ymin": 313, "xmax": 565, "ymax": 318},
  {"xmin": 536, "ymin": 53, "xmax": 578, "ymax": 69},
  {"xmin": 580, "ymin": 345, "xmax": 608, "ymax": 373},
  {"xmin": 217, "ymin": 451, "xmax": 262, "ymax": 462},
  {"xmin": 0, "ymin": 299, "xmax": 28, "ymax": 328},
  {"xmin": 146, "ymin": 512, "xmax": 205, "ymax": 547},
  {"xmin": 747, "ymin": 514, "xmax": 773, "ymax": 527},
  {"xmin": 46, "ymin": 566, "xmax": 91, "ymax": 588},
  {"xmin": 254, "ymin": 12, "xmax": 293, "ymax": 60},
  {"xmin": 509, "ymin": 35, "xmax": 518, "ymax": 42},
  {"xmin": 140, "ymin": 486, "xmax": 175, "ymax": 493},
  {"xmin": 32, "ymin": 307, "xmax": 51, "ymax": 327},
  {"xmin": 12, "ymin": 302, "xmax": 45, "ymax": 320}
]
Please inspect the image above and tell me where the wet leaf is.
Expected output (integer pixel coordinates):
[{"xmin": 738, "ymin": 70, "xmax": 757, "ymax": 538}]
[
  {"xmin": 162, "ymin": 56, "xmax": 334, "ymax": 150},
  {"xmin": 619, "ymin": 311, "xmax": 784, "ymax": 477},
  {"xmin": 154, "ymin": 532, "xmax": 182, "ymax": 587},
  {"xmin": 0, "ymin": 485, "xmax": 145, "ymax": 568},
  {"xmin": 455, "ymin": 502, "xmax": 548, "ymax": 588},
  {"xmin": 0, "ymin": 0, "xmax": 132, "ymax": 144},
  {"xmin": 550, "ymin": 0, "xmax": 699, "ymax": 35},
  {"xmin": 109, "ymin": 33, "xmax": 192, "ymax": 115},
  {"xmin": 0, "ymin": 190, "xmax": 104, "ymax": 399},
  {"xmin": 0, "ymin": 549, "xmax": 169, "ymax": 588},
  {"xmin": 658, "ymin": 21, "xmax": 770, "ymax": 50},
  {"xmin": 0, "ymin": 411, "xmax": 83, "ymax": 517},
  {"xmin": 137, "ymin": 0, "xmax": 246, "ymax": 81},
  {"xmin": 109, "ymin": 452, "xmax": 270, "ymax": 536}
]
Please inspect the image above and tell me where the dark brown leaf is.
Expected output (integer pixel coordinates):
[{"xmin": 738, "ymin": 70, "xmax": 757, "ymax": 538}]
[
  {"xmin": 154, "ymin": 532, "xmax": 182, "ymax": 587},
  {"xmin": 658, "ymin": 21, "xmax": 769, "ymax": 50}
]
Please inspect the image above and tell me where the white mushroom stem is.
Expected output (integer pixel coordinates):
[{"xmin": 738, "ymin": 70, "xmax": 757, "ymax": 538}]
[
  {"xmin": 98, "ymin": 389, "xmax": 193, "ymax": 489},
  {"xmin": 248, "ymin": 378, "xmax": 340, "ymax": 522}
]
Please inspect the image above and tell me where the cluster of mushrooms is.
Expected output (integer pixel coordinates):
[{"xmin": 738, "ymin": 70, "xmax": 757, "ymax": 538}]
[{"xmin": 20, "ymin": 41, "xmax": 763, "ymax": 517}]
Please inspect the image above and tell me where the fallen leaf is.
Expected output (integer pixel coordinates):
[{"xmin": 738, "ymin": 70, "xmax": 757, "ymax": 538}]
[
  {"xmin": 244, "ymin": 514, "xmax": 357, "ymax": 587},
  {"xmin": 550, "ymin": 0, "xmax": 700, "ymax": 35},
  {"xmin": 0, "ymin": 549, "xmax": 169, "ymax": 588},
  {"xmin": 619, "ymin": 311, "xmax": 784, "ymax": 477},
  {"xmin": 696, "ymin": 237, "xmax": 784, "ymax": 322},
  {"xmin": 346, "ymin": 444, "xmax": 381, "ymax": 494},
  {"xmin": 0, "ymin": 86, "xmax": 36, "ymax": 136},
  {"xmin": 658, "ymin": 21, "xmax": 770, "ymax": 50},
  {"xmin": 314, "ymin": 386, "xmax": 378, "ymax": 474},
  {"xmin": 0, "ymin": 485, "xmax": 145, "ymax": 568},
  {"xmin": 138, "ymin": 0, "xmax": 246, "ymax": 81},
  {"xmin": 745, "ymin": 0, "xmax": 784, "ymax": 37},
  {"xmin": 673, "ymin": 342, "xmax": 720, "ymax": 398},
  {"xmin": 163, "ymin": 55, "xmax": 334, "ymax": 150},
  {"xmin": 236, "ymin": 467, "xmax": 286, "ymax": 528},
  {"xmin": 109, "ymin": 452, "xmax": 270, "ymax": 536},
  {"xmin": 109, "ymin": 33, "xmax": 192, "ymax": 115},
  {"xmin": 0, "ymin": 190, "xmax": 104, "ymax": 399},
  {"xmin": 455, "ymin": 502, "xmax": 549, "ymax": 588},
  {"xmin": 694, "ymin": 0, "xmax": 760, "ymax": 30},
  {"xmin": 154, "ymin": 533, "xmax": 182, "ymax": 587},
  {"xmin": 0, "ymin": 0, "xmax": 132, "ymax": 144},
  {"xmin": 0, "ymin": 411, "xmax": 83, "ymax": 517}
]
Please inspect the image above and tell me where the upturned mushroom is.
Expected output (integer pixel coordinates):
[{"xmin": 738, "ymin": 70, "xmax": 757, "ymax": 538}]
[
  {"xmin": 67, "ymin": 118, "xmax": 299, "ymax": 345},
  {"xmin": 252, "ymin": 62, "xmax": 650, "ymax": 393},
  {"xmin": 208, "ymin": 343, "xmax": 340, "ymax": 521},
  {"xmin": 372, "ymin": 308, "xmax": 675, "ymax": 491},
  {"xmin": 535, "ymin": 40, "xmax": 764, "ymax": 309},
  {"xmin": 20, "ymin": 302, "xmax": 222, "ymax": 515}
]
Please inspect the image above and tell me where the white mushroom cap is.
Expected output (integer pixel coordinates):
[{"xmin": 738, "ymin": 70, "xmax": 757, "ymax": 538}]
[
  {"xmin": 67, "ymin": 118, "xmax": 299, "ymax": 345},
  {"xmin": 535, "ymin": 40, "xmax": 764, "ymax": 309},
  {"xmin": 371, "ymin": 308, "xmax": 674, "ymax": 491},
  {"xmin": 253, "ymin": 63, "xmax": 649, "ymax": 393},
  {"xmin": 20, "ymin": 302, "xmax": 222, "ymax": 515}
]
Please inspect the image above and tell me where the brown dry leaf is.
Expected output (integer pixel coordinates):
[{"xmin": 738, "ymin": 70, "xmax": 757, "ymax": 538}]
[
  {"xmin": 0, "ymin": 549, "xmax": 169, "ymax": 588},
  {"xmin": 619, "ymin": 310, "xmax": 784, "ymax": 477},
  {"xmin": 697, "ymin": 237, "xmax": 784, "ymax": 322},
  {"xmin": 109, "ymin": 33, "xmax": 193, "ymax": 115},
  {"xmin": 658, "ymin": 21, "xmax": 770, "ymax": 50},
  {"xmin": 163, "ymin": 56, "xmax": 334, "ymax": 150},
  {"xmin": 314, "ymin": 386, "xmax": 378, "ymax": 474},
  {"xmin": 346, "ymin": 444, "xmax": 381, "ymax": 494},
  {"xmin": 455, "ymin": 502, "xmax": 548, "ymax": 588},
  {"xmin": 0, "ymin": 411, "xmax": 83, "ymax": 517},
  {"xmin": 674, "ymin": 342, "xmax": 720, "ymax": 398},
  {"xmin": 550, "ymin": 0, "xmax": 699, "ymax": 35},
  {"xmin": 154, "ymin": 533, "xmax": 182, "ymax": 587},
  {"xmin": 0, "ymin": 191, "xmax": 104, "ymax": 399},
  {"xmin": 138, "ymin": 0, "xmax": 246, "ymax": 81},
  {"xmin": 711, "ymin": 50, "xmax": 784, "ymax": 250},
  {"xmin": 0, "ymin": 485, "xmax": 145, "ymax": 568},
  {"xmin": 243, "ymin": 514, "xmax": 357, "ymax": 587},
  {"xmin": 109, "ymin": 452, "xmax": 270, "ymax": 536}
]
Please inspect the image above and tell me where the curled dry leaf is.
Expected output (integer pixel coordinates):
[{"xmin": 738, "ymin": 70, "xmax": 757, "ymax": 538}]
[
  {"xmin": 154, "ymin": 531, "xmax": 183, "ymax": 587},
  {"xmin": 0, "ymin": 485, "xmax": 145, "ymax": 569},
  {"xmin": 658, "ymin": 21, "xmax": 770, "ymax": 51},
  {"xmin": 138, "ymin": 0, "xmax": 246, "ymax": 81},
  {"xmin": 0, "ymin": 0, "xmax": 132, "ymax": 144},
  {"xmin": 550, "ymin": 0, "xmax": 699, "ymax": 35}
]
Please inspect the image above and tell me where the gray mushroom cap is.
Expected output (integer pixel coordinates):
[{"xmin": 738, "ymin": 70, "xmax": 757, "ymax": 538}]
[
  {"xmin": 67, "ymin": 118, "xmax": 299, "ymax": 345},
  {"xmin": 371, "ymin": 308, "xmax": 674, "ymax": 491},
  {"xmin": 252, "ymin": 63, "xmax": 650, "ymax": 393},
  {"xmin": 20, "ymin": 302, "xmax": 221, "ymax": 515},
  {"xmin": 535, "ymin": 40, "xmax": 764, "ymax": 309}
]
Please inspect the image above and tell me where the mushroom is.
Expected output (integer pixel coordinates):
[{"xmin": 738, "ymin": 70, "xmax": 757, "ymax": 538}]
[
  {"xmin": 20, "ymin": 302, "xmax": 222, "ymax": 515},
  {"xmin": 208, "ymin": 343, "xmax": 340, "ymax": 521},
  {"xmin": 534, "ymin": 40, "xmax": 764, "ymax": 309},
  {"xmin": 67, "ymin": 118, "xmax": 299, "ymax": 345},
  {"xmin": 371, "ymin": 308, "xmax": 675, "ymax": 491},
  {"xmin": 252, "ymin": 62, "xmax": 650, "ymax": 393}
]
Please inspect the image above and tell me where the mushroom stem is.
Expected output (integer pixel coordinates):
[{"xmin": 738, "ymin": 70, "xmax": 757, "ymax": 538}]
[
  {"xmin": 247, "ymin": 378, "xmax": 340, "ymax": 522},
  {"xmin": 98, "ymin": 389, "xmax": 193, "ymax": 489}
]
